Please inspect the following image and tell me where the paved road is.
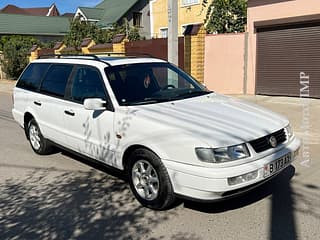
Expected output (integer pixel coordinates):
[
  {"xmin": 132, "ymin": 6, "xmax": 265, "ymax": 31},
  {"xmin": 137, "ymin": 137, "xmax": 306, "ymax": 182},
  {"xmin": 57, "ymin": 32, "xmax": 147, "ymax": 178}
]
[{"xmin": 0, "ymin": 91, "xmax": 319, "ymax": 240}]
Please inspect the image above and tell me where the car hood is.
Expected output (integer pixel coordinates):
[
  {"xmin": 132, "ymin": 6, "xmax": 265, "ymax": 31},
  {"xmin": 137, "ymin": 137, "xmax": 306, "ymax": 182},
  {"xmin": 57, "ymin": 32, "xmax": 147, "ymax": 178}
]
[{"xmin": 130, "ymin": 93, "xmax": 289, "ymax": 147}]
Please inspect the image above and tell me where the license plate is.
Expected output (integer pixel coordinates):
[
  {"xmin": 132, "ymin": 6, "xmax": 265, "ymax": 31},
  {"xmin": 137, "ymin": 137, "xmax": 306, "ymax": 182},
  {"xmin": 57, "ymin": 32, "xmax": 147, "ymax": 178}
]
[{"xmin": 264, "ymin": 153, "xmax": 292, "ymax": 178}]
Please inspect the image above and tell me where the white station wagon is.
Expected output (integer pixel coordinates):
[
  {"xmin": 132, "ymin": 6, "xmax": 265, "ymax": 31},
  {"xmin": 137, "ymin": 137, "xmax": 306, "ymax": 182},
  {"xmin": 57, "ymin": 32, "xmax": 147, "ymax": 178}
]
[{"xmin": 12, "ymin": 55, "xmax": 301, "ymax": 210}]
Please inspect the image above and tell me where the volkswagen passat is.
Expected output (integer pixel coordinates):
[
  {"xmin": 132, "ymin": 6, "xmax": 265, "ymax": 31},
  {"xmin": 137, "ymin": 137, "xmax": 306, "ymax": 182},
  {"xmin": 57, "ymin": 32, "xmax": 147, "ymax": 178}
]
[{"xmin": 12, "ymin": 55, "xmax": 300, "ymax": 210}]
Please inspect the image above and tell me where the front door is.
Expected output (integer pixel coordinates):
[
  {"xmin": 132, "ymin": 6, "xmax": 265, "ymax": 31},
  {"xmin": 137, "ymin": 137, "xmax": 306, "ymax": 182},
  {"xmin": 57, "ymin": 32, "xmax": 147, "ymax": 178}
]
[{"xmin": 63, "ymin": 65, "xmax": 117, "ymax": 166}]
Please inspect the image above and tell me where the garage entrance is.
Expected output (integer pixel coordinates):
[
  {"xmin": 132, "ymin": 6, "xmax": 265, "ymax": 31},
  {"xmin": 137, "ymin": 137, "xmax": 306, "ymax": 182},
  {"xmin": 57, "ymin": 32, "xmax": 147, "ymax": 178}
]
[{"xmin": 256, "ymin": 21, "xmax": 320, "ymax": 98}]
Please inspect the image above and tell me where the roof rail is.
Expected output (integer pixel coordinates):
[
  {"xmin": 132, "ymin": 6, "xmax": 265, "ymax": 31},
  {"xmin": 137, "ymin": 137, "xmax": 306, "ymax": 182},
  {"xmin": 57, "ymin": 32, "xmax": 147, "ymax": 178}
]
[
  {"xmin": 93, "ymin": 52, "xmax": 155, "ymax": 58},
  {"xmin": 37, "ymin": 54, "xmax": 112, "ymax": 66},
  {"xmin": 38, "ymin": 54, "xmax": 100, "ymax": 60},
  {"xmin": 36, "ymin": 52, "xmax": 158, "ymax": 66}
]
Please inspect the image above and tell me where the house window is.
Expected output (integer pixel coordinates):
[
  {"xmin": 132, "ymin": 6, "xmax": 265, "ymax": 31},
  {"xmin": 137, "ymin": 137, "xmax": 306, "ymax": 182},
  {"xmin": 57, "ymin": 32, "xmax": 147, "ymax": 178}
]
[
  {"xmin": 160, "ymin": 28, "xmax": 168, "ymax": 38},
  {"xmin": 133, "ymin": 12, "xmax": 142, "ymax": 27},
  {"xmin": 181, "ymin": 0, "xmax": 200, "ymax": 6}
]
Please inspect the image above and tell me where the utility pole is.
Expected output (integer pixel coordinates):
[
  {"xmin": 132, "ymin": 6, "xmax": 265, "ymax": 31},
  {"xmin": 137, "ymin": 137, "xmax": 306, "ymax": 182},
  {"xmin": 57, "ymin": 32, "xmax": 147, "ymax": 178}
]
[{"xmin": 167, "ymin": 0, "xmax": 178, "ymax": 66}]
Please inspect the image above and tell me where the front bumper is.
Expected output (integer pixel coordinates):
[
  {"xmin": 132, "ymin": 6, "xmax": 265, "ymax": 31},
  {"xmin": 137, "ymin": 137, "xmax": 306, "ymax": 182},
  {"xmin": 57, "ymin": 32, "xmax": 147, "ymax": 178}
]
[{"xmin": 162, "ymin": 137, "xmax": 301, "ymax": 201}]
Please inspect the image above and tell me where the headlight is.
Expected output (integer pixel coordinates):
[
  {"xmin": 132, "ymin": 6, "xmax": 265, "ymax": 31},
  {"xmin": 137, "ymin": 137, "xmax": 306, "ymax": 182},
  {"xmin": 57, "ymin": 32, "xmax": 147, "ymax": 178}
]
[
  {"xmin": 285, "ymin": 124, "xmax": 293, "ymax": 139},
  {"xmin": 195, "ymin": 144, "xmax": 250, "ymax": 163}
]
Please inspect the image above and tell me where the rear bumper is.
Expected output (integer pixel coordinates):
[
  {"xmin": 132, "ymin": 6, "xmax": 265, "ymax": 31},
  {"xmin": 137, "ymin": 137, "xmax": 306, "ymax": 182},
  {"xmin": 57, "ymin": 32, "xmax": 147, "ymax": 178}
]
[
  {"xmin": 163, "ymin": 137, "xmax": 300, "ymax": 201},
  {"xmin": 12, "ymin": 108, "xmax": 24, "ymax": 127}
]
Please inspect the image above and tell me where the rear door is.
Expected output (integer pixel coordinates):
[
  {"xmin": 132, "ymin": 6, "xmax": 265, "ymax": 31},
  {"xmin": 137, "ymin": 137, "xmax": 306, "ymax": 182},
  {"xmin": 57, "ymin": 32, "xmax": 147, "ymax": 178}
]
[
  {"xmin": 13, "ymin": 63, "xmax": 50, "ymax": 126},
  {"xmin": 63, "ymin": 65, "xmax": 117, "ymax": 165},
  {"xmin": 37, "ymin": 64, "xmax": 74, "ymax": 145}
]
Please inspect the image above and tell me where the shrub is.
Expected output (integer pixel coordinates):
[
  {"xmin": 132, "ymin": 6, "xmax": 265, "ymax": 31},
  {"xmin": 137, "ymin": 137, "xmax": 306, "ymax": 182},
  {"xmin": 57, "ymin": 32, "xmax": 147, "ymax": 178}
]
[
  {"xmin": 0, "ymin": 35, "xmax": 38, "ymax": 79},
  {"xmin": 205, "ymin": 0, "xmax": 247, "ymax": 34}
]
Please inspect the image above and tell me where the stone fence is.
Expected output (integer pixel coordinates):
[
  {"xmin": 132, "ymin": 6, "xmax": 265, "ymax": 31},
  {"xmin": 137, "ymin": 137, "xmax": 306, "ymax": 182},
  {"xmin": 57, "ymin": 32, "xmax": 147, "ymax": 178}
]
[{"xmin": 29, "ymin": 24, "xmax": 206, "ymax": 83}]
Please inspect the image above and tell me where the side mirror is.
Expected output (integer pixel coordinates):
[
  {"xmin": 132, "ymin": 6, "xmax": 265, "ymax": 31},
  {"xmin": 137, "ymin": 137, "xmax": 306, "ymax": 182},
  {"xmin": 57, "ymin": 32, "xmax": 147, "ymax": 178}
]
[{"xmin": 83, "ymin": 98, "xmax": 106, "ymax": 110}]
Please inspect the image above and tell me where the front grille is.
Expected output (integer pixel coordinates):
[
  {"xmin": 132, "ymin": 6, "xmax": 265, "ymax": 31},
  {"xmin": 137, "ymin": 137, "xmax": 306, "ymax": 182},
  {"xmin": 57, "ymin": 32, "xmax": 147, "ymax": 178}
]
[{"xmin": 249, "ymin": 128, "xmax": 286, "ymax": 153}]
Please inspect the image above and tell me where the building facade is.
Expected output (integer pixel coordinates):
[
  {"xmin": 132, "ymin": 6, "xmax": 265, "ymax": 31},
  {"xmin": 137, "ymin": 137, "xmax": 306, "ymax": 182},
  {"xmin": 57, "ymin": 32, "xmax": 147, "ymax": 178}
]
[
  {"xmin": 150, "ymin": 0, "xmax": 209, "ymax": 38},
  {"xmin": 75, "ymin": 0, "xmax": 151, "ymax": 39}
]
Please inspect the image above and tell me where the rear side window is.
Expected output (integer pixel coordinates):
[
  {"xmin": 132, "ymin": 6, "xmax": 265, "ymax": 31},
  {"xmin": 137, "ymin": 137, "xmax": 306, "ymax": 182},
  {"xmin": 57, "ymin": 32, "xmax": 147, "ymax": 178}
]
[
  {"xmin": 16, "ymin": 63, "xmax": 50, "ymax": 91},
  {"xmin": 40, "ymin": 64, "xmax": 73, "ymax": 97}
]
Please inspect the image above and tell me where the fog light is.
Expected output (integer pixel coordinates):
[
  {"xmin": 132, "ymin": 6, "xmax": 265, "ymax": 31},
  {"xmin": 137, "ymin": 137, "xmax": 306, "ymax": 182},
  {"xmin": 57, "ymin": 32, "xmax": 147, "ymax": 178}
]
[{"xmin": 228, "ymin": 170, "xmax": 258, "ymax": 186}]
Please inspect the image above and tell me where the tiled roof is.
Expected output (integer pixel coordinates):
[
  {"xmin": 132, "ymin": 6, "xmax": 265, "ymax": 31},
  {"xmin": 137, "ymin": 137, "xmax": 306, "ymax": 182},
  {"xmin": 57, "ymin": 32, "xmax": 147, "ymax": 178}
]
[
  {"xmin": 88, "ymin": 43, "xmax": 113, "ymax": 50},
  {"xmin": 61, "ymin": 13, "xmax": 74, "ymax": 18},
  {"xmin": 78, "ymin": 0, "xmax": 139, "ymax": 27},
  {"xmin": 184, "ymin": 24, "xmax": 202, "ymax": 36},
  {"xmin": 98, "ymin": 0, "xmax": 139, "ymax": 27},
  {"xmin": 53, "ymin": 42, "xmax": 64, "ymax": 50},
  {"xmin": 0, "ymin": 13, "xmax": 69, "ymax": 35},
  {"xmin": 0, "ymin": 4, "xmax": 59, "ymax": 16},
  {"xmin": 79, "ymin": 7, "xmax": 104, "ymax": 20},
  {"xmin": 24, "ymin": 7, "xmax": 50, "ymax": 16},
  {"xmin": 80, "ymin": 38, "xmax": 93, "ymax": 47},
  {"xmin": 112, "ymin": 34, "xmax": 126, "ymax": 43},
  {"xmin": 1, "ymin": 5, "xmax": 26, "ymax": 14},
  {"xmin": 61, "ymin": 47, "xmax": 81, "ymax": 52},
  {"xmin": 29, "ymin": 45, "xmax": 38, "ymax": 53}
]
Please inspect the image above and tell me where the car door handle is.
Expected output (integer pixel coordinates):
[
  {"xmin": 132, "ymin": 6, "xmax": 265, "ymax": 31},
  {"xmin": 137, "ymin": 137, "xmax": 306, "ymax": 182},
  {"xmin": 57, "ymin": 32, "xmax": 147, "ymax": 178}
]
[
  {"xmin": 64, "ymin": 110, "xmax": 75, "ymax": 116},
  {"xmin": 33, "ymin": 101, "xmax": 42, "ymax": 106}
]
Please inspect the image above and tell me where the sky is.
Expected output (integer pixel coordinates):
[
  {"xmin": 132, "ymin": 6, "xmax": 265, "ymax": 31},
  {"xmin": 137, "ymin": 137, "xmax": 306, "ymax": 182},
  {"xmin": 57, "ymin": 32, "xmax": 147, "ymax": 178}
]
[{"xmin": 0, "ymin": 0, "xmax": 102, "ymax": 14}]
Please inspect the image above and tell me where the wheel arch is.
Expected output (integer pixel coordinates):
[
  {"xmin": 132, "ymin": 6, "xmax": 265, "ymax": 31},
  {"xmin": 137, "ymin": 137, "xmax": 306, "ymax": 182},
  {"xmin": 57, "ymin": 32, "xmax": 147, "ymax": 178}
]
[
  {"xmin": 24, "ymin": 112, "xmax": 35, "ymax": 139},
  {"xmin": 122, "ymin": 144, "xmax": 161, "ymax": 172}
]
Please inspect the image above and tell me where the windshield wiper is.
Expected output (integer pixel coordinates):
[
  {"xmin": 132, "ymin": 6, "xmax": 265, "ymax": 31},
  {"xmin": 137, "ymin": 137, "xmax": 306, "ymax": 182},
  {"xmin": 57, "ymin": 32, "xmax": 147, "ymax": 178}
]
[
  {"xmin": 122, "ymin": 90, "xmax": 213, "ymax": 106},
  {"xmin": 175, "ymin": 90, "xmax": 213, "ymax": 98},
  {"xmin": 121, "ymin": 99, "xmax": 163, "ymax": 106}
]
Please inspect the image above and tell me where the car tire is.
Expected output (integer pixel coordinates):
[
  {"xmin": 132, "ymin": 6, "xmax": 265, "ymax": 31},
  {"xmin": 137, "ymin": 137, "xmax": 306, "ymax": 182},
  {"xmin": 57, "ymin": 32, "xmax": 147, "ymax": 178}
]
[
  {"xmin": 127, "ymin": 148, "xmax": 176, "ymax": 210},
  {"xmin": 27, "ymin": 119, "xmax": 52, "ymax": 155}
]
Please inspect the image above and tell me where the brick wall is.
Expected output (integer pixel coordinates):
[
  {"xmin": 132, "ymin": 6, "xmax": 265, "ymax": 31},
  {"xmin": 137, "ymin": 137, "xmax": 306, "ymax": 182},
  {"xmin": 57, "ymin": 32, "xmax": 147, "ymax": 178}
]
[{"xmin": 184, "ymin": 25, "xmax": 205, "ymax": 82}]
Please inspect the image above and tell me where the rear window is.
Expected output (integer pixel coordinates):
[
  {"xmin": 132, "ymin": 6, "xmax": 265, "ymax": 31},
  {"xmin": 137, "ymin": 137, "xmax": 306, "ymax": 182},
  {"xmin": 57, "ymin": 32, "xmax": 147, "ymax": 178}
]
[
  {"xmin": 16, "ymin": 63, "xmax": 50, "ymax": 91},
  {"xmin": 40, "ymin": 64, "xmax": 73, "ymax": 97}
]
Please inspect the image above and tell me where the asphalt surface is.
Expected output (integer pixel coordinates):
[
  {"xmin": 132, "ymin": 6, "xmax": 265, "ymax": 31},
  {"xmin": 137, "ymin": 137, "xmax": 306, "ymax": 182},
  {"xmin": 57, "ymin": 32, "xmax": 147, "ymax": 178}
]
[{"xmin": 0, "ymin": 83, "xmax": 319, "ymax": 240}]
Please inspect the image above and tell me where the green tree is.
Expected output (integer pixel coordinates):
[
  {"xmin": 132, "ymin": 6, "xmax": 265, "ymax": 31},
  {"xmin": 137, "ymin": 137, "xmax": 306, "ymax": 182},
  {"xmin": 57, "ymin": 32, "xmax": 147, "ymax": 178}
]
[
  {"xmin": 64, "ymin": 17, "xmax": 101, "ymax": 48},
  {"xmin": 1, "ymin": 35, "xmax": 38, "ymax": 79},
  {"xmin": 64, "ymin": 17, "xmax": 141, "ymax": 47},
  {"xmin": 205, "ymin": 0, "xmax": 247, "ymax": 34},
  {"xmin": 128, "ymin": 27, "xmax": 141, "ymax": 41}
]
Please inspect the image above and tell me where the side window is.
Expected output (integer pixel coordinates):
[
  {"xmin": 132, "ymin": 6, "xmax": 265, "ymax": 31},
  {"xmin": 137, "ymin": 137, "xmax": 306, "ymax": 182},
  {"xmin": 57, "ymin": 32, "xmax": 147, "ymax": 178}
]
[
  {"xmin": 71, "ymin": 66, "xmax": 106, "ymax": 103},
  {"xmin": 16, "ymin": 63, "xmax": 50, "ymax": 91},
  {"xmin": 40, "ymin": 64, "xmax": 73, "ymax": 97}
]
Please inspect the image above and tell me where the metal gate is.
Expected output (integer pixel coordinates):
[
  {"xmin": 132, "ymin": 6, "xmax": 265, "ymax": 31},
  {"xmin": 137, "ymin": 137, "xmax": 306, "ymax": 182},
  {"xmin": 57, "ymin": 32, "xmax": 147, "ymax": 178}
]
[{"xmin": 256, "ymin": 21, "xmax": 320, "ymax": 98}]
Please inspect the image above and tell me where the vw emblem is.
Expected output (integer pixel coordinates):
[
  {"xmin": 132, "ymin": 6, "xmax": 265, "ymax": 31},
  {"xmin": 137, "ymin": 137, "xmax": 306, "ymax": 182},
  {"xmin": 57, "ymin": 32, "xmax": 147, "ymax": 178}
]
[{"xmin": 269, "ymin": 136, "xmax": 277, "ymax": 148}]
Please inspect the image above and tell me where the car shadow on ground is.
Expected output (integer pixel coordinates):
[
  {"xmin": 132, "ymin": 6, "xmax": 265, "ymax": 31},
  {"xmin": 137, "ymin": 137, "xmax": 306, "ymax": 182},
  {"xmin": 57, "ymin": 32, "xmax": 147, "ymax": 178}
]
[
  {"xmin": 4, "ymin": 144, "xmax": 318, "ymax": 240},
  {"xmin": 184, "ymin": 165, "xmax": 298, "ymax": 240},
  {"xmin": 0, "ymin": 150, "xmax": 176, "ymax": 240}
]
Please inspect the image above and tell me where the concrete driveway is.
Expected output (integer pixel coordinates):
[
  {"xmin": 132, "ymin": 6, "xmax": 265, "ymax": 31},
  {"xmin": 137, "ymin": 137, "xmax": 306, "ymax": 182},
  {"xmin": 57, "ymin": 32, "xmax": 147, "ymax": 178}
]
[{"xmin": 0, "ymin": 80, "xmax": 319, "ymax": 240}]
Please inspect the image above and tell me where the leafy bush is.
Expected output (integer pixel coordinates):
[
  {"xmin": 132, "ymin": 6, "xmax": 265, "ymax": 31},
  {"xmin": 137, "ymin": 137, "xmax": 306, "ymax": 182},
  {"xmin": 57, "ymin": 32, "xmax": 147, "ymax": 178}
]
[{"xmin": 0, "ymin": 35, "xmax": 38, "ymax": 79}]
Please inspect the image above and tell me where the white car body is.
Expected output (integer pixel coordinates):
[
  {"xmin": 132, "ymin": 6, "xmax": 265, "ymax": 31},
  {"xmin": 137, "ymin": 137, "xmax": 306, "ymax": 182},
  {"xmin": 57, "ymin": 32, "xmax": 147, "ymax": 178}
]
[{"xmin": 12, "ymin": 57, "xmax": 301, "ymax": 202}]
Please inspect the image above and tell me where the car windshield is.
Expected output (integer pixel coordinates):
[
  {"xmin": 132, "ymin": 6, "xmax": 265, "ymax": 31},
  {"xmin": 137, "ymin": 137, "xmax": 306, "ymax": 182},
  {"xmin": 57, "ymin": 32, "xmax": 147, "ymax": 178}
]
[{"xmin": 105, "ymin": 62, "xmax": 212, "ymax": 106}]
